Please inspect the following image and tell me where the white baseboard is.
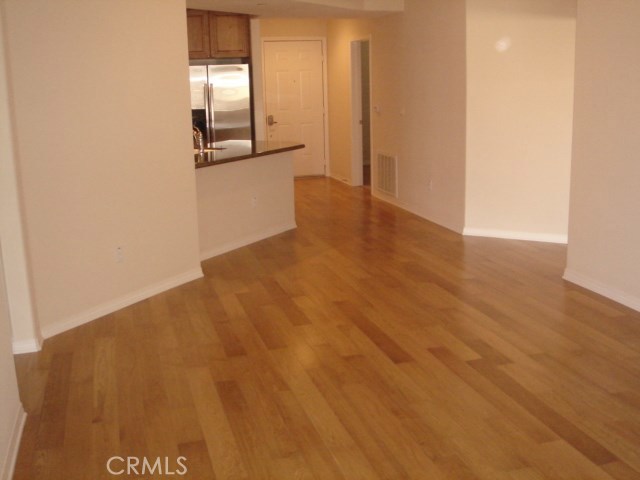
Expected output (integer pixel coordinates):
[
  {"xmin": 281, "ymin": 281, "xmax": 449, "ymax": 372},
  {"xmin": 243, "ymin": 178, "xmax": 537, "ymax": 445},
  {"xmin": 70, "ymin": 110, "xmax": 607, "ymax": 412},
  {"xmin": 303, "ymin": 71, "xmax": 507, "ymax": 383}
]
[
  {"xmin": 200, "ymin": 223, "xmax": 297, "ymax": 261},
  {"xmin": 463, "ymin": 227, "xmax": 568, "ymax": 244},
  {"xmin": 11, "ymin": 337, "xmax": 42, "ymax": 355},
  {"xmin": 40, "ymin": 267, "xmax": 204, "ymax": 340},
  {"xmin": 329, "ymin": 174, "xmax": 352, "ymax": 186},
  {"xmin": 1, "ymin": 406, "xmax": 26, "ymax": 480},
  {"xmin": 563, "ymin": 268, "xmax": 640, "ymax": 313},
  {"xmin": 370, "ymin": 190, "xmax": 464, "ymax": 234}
]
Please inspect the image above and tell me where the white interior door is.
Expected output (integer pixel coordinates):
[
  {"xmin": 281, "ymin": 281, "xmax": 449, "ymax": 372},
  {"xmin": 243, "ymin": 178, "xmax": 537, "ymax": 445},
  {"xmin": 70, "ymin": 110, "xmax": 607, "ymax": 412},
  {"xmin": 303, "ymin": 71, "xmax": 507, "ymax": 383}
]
[{"xmin": 263, "ymin": 40, "xmax": 326, "ymax": 177}]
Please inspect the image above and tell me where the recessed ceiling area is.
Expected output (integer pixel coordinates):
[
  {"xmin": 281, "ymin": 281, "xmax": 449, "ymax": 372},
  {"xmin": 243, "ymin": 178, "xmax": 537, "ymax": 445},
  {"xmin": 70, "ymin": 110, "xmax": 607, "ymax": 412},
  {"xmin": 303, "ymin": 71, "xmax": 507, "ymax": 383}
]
[{"xmin": 185, "ymin": 0, "xmax": 404, "ymax": 18}]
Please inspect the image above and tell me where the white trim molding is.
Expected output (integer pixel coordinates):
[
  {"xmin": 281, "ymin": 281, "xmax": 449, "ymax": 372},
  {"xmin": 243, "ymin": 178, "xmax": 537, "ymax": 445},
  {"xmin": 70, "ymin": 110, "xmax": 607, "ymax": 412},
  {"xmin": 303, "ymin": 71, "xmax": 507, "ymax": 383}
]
[
  {"xmin": 40, "ymin": 268, "xmax": 203, "ymax": 340},
  {"xmin": 1, "ymin": 406, "xmax": 26, "ymax": 480},
  {"xmin": 463, "ymin": 227, "xmax": 568, "ymax": 244},
  {"xmin": 200, "ymin": 222, "xmax": 297, "ymax": 262},
  {"xmin": 11, "ymin": 337, "xmax": 41, "ymax": 355},
  {"xmin": 371, "ymin": 189, "xmax": 464, "ymax": 234},
  {"xmin": 563, "ymin": 269, "xmax": 640, "ymax": 313},
  {"xmin": 330, "ymin": 174, "xmax": 352, "ymax": 186}
]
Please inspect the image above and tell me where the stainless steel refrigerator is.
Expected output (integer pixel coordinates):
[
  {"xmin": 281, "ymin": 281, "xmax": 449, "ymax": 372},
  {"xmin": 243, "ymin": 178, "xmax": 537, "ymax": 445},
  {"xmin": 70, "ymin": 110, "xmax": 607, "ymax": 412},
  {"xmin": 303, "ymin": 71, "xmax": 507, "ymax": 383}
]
[{"xmin": 189, "ymin": 64, "xmax": 252, "ymax": 144}]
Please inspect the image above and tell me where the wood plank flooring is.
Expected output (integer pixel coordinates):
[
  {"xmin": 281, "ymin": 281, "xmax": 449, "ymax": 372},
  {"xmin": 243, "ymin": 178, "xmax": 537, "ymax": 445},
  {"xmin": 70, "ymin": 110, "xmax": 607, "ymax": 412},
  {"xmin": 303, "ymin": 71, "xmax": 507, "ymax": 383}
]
[{"xmin": 13, "ymin": 177, "xmax": 640, "ymax": 479}]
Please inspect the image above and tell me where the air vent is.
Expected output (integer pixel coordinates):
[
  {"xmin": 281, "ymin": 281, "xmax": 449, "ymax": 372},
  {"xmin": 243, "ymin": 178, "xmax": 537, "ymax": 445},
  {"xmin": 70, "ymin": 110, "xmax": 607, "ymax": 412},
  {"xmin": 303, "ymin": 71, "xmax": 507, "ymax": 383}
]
[{"xmin": 376, "ymin": 152, "xmax": 398, "ymax": 197}]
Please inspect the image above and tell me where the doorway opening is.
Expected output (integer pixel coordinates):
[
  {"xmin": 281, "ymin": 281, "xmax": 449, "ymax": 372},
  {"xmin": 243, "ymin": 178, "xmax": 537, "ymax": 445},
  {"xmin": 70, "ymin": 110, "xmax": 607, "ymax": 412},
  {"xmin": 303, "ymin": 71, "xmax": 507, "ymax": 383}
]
[{"xmin": 350, "ymin": 39, "xmax": 371, "ymax": 188}]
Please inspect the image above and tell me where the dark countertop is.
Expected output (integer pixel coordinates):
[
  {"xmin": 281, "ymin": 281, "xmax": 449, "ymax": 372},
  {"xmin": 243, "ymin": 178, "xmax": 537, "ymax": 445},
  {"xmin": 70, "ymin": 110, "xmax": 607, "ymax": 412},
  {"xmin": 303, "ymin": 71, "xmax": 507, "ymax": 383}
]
[{"xmin": 194, "ymin": 140, "xmax": 305, "ymax": 168}]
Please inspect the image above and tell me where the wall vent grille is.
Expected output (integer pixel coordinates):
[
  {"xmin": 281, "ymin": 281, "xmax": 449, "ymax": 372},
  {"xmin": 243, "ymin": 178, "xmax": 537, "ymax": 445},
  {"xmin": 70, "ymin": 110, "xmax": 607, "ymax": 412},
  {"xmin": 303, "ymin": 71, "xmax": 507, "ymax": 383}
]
[{"xmin": 376, "ymin": 153, "xmax": 398, "ymax": 197}]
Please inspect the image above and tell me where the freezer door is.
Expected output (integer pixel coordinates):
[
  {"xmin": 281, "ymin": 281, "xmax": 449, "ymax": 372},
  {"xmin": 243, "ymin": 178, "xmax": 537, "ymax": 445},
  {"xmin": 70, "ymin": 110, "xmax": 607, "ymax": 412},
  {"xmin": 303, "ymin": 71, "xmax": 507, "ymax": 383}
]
[
  {"xmin": 189, "ymin": 66, "xmax": 208, "ymax": 110},
  {"xmin": 207, "ymin": 64, "xmax": 252, "ymax": 141}
]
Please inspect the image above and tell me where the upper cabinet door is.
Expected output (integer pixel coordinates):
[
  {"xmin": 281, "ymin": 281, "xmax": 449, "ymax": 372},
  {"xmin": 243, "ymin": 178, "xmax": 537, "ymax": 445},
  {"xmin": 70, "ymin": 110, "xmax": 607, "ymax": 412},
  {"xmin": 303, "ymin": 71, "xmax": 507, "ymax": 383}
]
[
  {"xmin": 209, "ymin": 13, "xmax": 250, "ymax": 58},
  {"xmin": 187, "ymin": 10, "xmax": 211, "ymax": 59}
]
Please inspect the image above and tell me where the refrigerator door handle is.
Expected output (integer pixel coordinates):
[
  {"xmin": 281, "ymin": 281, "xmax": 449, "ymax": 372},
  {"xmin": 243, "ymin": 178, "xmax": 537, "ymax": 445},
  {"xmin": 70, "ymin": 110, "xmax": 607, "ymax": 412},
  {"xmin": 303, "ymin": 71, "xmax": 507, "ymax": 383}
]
[
  {"xmin": 208, "ymin": 84, "xmax": 216, "ymax": 144},
  {"xmin": 203, "ymin": 83, "xmax": 210, "ymax": 145}
]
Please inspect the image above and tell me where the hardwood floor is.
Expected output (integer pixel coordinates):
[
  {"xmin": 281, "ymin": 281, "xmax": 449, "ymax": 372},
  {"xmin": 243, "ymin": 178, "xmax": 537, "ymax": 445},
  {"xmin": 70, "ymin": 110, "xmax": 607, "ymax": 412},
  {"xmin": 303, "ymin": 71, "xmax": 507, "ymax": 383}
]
[{"xmin": 13, "ymin": 177, "xmax": 640, "ymax": 479}]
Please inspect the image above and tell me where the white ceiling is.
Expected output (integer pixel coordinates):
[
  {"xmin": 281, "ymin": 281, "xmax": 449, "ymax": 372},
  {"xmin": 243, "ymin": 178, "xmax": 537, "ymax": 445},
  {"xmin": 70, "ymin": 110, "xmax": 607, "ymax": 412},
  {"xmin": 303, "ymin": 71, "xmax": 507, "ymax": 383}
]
[{"xmin": 185, "ymin": 0, "xmax": 404, "ymax": 18}]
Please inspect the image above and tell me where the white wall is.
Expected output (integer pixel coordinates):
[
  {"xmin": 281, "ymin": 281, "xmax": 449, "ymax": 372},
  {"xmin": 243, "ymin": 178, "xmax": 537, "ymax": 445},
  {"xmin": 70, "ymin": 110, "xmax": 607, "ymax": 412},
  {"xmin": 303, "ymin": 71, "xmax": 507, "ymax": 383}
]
[
  {"xmin": 3, "ymin": 0, "xmax": 203, "ymax": 338},
  {"xmin": 0, "ymin": 245, "xmax": 24, "ymax": 480},
  {"xmin": 196, "ymin": 152, "xmax": 296, "ymax": 260},
  {"xmin": 326, "ymin": 18, "xmax": 373, "ymax": 185},
  {"xmin": 0, "ymin": 2, "xmax": 40, "ymax": 353},
  {"xmin": 564, "ymin": 0, "xmax": 640, "ymax": 312},
  {"xmin": 0, "ymin": 8, "xmax": 28, "ymax": 476},
  {"xmin": 250, "ymin": 19, "xmax": 266, "ymax": 141},
  {"xmin": 260, "ymin": 18, "xmax": 329, "ymax": 37},
  {"xmin": 327, "ymin": 0, "xmax": 467, "ymax": 233},
  {"xmin": 465, "ymin": 0, "xmax": 576, "ymax": 243}
]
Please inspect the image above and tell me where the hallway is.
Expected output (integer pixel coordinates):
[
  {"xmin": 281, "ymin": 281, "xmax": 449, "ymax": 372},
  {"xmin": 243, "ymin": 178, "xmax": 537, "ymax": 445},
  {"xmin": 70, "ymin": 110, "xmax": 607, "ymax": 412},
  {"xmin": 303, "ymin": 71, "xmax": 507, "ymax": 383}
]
[{"xmin": 14, "ymin": 178, "xmax": 640, "ymax": 479}]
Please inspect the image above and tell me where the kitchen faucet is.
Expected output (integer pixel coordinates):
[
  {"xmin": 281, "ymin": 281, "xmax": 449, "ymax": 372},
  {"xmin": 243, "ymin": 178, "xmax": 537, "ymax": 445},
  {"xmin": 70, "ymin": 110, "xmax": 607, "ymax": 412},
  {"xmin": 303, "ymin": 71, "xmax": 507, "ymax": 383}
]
[{"xmin": 193, "ymin": 125, "xmax": 204, "ymax": 152}]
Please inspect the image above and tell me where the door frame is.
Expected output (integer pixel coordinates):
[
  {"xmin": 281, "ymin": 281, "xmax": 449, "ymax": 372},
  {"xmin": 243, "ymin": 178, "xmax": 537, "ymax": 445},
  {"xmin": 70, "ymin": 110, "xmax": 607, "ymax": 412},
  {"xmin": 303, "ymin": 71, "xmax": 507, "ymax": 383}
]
[
  {"xmin": 260, "ymin": 37, "xmax": 330, "ymax": 177},
  {"xmin": 350, "ymin": 38, "xmax": 372, "ymax": 187}
]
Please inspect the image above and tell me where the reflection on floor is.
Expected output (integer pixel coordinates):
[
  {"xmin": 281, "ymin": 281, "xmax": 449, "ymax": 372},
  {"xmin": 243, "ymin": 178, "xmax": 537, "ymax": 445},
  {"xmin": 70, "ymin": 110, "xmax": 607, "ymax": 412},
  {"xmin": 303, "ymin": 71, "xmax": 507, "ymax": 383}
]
[{"xmin": 13, "ymin": 177, "xmax": 640, "ymax": 479}]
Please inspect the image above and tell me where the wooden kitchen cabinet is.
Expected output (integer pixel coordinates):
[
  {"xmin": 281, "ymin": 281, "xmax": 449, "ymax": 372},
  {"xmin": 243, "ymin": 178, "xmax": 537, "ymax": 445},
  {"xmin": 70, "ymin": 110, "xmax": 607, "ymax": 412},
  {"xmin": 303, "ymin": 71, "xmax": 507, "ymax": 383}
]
[
  {"xmin": 210, "ymin": 13, "xmax": 250, "ymax": 58},
  {"xmin": 187, "ymin": 10, "xmax": 250, "ymax": 60},
  {"xmin": 186, "ymin": 10, "xmax": 211, "ymax": 59}
]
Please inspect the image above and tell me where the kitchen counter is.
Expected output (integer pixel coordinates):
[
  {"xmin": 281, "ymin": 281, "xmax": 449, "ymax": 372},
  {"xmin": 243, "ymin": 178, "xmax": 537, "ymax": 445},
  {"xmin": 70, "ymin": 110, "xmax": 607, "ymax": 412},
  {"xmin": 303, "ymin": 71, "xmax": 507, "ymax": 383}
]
[
  {"xmin": 195, "ymin": 141, "xmax": 298, "ymax": 261},
  {"xmin": 194, "ymin": 140, "xmax": 305, "ymax": 168}
]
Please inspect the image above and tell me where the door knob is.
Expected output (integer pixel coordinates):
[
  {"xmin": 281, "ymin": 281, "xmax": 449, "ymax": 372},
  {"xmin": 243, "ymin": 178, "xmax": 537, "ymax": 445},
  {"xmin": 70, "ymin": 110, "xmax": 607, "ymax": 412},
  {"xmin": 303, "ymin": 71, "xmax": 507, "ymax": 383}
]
[{"xmin": 267, "ymin": 114, "xmax": 278, "ymax": 126}]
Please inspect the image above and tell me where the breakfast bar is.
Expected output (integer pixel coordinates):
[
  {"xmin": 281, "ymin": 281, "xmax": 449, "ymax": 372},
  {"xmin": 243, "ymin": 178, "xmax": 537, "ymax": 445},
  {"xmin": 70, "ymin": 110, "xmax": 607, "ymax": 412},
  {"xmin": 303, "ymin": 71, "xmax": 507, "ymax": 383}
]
[
  {"xmin": 195, "ymin": 140, "xmax": 305, "ymax": 260},
  {"xmin": 194, "ymin": 139, "xmax": 305, "ymax": 168}
]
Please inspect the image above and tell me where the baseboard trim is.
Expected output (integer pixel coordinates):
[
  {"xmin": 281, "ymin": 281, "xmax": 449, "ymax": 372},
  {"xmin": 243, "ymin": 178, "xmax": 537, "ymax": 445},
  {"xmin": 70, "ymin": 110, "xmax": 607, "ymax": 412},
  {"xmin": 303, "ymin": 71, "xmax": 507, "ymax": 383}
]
[
  {"xmin": 200, "ymin": 223, "xmax": 297, "ymax": 261},
  {"xmin": 329, "ymin": 174, "xmax": 352, "ymax": 186},
  {"xmin": 370, "ymin": 190, "xmax": 464, "ymax": 234},
  {"xmin": 463, "ymin": 227, "xmax": 568, "ymax": 244},
  {"xmin": 1, "ymin": 406, "xmax": 26, "ymax": 480},
  {"xmin": 563, "ymin": 268, "xmax": 640, "ymax": 313},
  {"xmin": 11, "ymin": 337, "xmax": 42, "ymax": 355},
  {"xmin": 40, "ymin": 267, "xmax": 204, "ymax": 340}
]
